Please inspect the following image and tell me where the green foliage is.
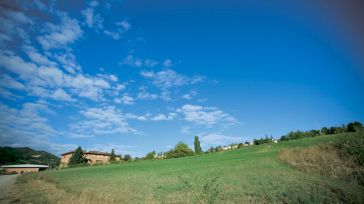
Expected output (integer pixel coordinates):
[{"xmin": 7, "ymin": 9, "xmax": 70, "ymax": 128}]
[
  {"xmin": 165, "ymin": 142, "xmax": 194, "ymax": 159},
  {"xmin": 68, "ymin": 147, "xmax": 88, "ymax": 166},
  {"xmin": 145, "ymin": 151, "xmax": 156, "ymax": 160},
  {"xmin": 254, "ymin": 136, "xmax": 273, "ymax": 145},
  {"xmin": 334, "ymin": 131, "xmax": 364, "ymax": 166},
  {"xmin": 347, "ymin": 121, "xmax": 364, "ymax": 132},
  {"xmin": 194, "ymin": 136, "xmax": 202, "ymax": 154},
  {"xmin": 280, "ymin": 121, "xmax": 362, "ymax": 142},
  {"xmin": 0, "ymin": 146, "xmax": 60, "ymax": 168},
  {"xmin": 109, "ymin": 149, "xmax": 116, "ymax": 161},
  {"xmin": 123, "ymin": 154, "xmax": 132, "ymax": 161}
]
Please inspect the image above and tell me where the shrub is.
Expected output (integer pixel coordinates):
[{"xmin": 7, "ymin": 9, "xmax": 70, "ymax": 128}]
[
  {"xmin": 334, "ymin": 131, "xmax": 364, "ymax": 166},
  {"xmin": 165, "ymin": 142, "xmax": 194, "ymax": 159}
]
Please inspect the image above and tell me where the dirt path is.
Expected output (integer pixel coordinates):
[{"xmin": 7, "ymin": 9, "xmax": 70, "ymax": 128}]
[{"xmin": 0, "ymin": 175, "xmax": 18, "ymax": 204}]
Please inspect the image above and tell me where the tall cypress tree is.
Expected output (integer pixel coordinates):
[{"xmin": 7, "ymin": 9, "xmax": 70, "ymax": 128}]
[
  {"xmin": 68, "ymin": 146, "xmax": 87, "ymax": 166},
  {"xmin": 194, "ymin": 136, "xmax": 202, "ymax": 154},
  {"xmin": 110, "ymin": 149, "xmax": 116, "ymax": 161}
]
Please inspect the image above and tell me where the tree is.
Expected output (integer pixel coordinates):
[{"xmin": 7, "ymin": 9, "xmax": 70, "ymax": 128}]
[
  {"xmin": 68, "ymin": 147, "xmax": 88, "ymax": 166},
  {"xmin": 194, "ymin": 136, "xmax": 202, "ymax": 154},
  {"xmin": 123, "ymin": 154, "xmax": 132, "ymax": 161},
  {"xmin": 145, "ymin": 151, "xmax": 156, "ymax": 160},
  {"xmin": 321, "ymin": 127, "xmax": 329, "ymax": 135},
  {"xmin": 109, "ymin": 149, "xmax": 116, "ymax": 161},
  {"xmin": 347, "ymin": 121, "xmax": 363, "ymax": 132},
  {"xmin": 165, "ymin": 142, "xmax": 194, "ymax": 159}
]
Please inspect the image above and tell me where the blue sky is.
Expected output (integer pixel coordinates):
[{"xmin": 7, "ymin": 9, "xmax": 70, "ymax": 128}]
[{"xmin": 0, "ymin": 0, "xmax": 363, "ymax": 157}]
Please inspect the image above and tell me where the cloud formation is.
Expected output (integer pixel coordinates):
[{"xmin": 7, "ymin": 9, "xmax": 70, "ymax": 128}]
[
  {"xmin": 37, "ymin": 13, "xmax": 83, "ymax": 50},
  {"xmin": 177, "ymin": 104, "xmax": 237, "ymax": 126}
]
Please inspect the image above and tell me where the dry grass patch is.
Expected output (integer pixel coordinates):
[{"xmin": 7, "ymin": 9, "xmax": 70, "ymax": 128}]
[{"xmin": 278, "ymin": 144, "xmax": 363, "ymax": 182}]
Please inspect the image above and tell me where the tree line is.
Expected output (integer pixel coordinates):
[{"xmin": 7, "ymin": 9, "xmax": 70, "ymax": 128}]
[
  {"xmin": 67, "ymin": 121, "xmax": 363, "ymax": 166},
  {"xmin": 280, "ymin": 121, "xmax": 363, "ymax": 141}
]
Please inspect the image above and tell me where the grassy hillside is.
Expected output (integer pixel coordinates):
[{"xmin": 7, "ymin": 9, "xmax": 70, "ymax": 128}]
[
  {"xmin": 0, "ymin": 147, "xmax": 60, "ymax": 168},
  {"xmin": 13, "ymin": 133, "xmax": 364, "ymax": 203}
]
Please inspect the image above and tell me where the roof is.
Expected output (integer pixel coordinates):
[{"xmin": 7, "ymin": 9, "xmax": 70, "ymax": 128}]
[
  {"xmin": 61, "ymin": 150, "xmax": 121, "ymax": 157},
  {"xmin": 1, "ymin": 164, "xmax": 49, "ymax": 168}
]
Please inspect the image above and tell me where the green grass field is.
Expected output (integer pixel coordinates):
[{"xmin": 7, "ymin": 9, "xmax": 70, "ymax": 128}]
[{"xmin": 14, "ymin": 133, "xmax": 364, "ymax": 203}]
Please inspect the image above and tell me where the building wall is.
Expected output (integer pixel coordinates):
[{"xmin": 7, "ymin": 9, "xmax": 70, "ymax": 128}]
[
  {"xmin": 60, "ymin": 153, "xmax": 73, "ymax": 168},
  {"xmin": 4, "ymin": 167, "xmax": 39, "ymax": 174},
  {"xmin": 60, "ymin": 153, "xmax": 121, "ymax": 168}
]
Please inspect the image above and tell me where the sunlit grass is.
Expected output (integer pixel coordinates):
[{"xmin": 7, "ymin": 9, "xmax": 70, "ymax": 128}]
[{"xmin": 14, "ymin": 133, "xmax": 364, "ymax": 203}]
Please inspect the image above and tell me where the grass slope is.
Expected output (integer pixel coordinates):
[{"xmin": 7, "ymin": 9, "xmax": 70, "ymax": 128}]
[{"xmin": 15, "ymin": 133, "xmax": 364, "ymax": 203}]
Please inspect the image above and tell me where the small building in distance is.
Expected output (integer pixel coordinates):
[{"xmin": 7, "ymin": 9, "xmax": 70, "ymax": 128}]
[
  {"xmin": 1, "ymin": 164, "xmax": 49, "ymax": 174},
  {"xmin": 60, "ymin": 150, "xmax": 121, "ymax": 168}
]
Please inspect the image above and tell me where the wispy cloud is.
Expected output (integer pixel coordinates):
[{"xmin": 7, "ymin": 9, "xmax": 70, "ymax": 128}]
[
  {"xmin": 120, "ymin": 55, "xmax": 160, "ymax": 68},
  {"xmin": 182, "ymin": 90, "xmax": 198, "ymax": 100},
  {"xmin": 0, "ymin": 102, "xmax": 76, "ymax": 155},
  {"xmin": 199, "ymin": 133, "xmax": 243, "ymax": 147},
  {"xmin": 177, "ymin": 104, "xmax": 237, "ymax": 126},
  {"xmin": 141, "ymin": 69, "xmax": 203, "ymax": 89},
  {"xmin": 104, "ymin": 20, "xmax": 130, "ymax": 40},
  {"xmin": 81, "ymin": 1, "xmax": 103, "ymax": 30},
  {"xmin": 114, "ymin": 94, "xmax": 135, "ymax": 105},
  {"xmin": 70, "ymin": 106, "xmax": 138, "ymax": 136},
  {"xmin": 37, "ymin": 13, "xmax": 83, "ymax": 50},
  {"xmin": 0, "ymin": 51, "xmax": 125, "ymax": 102}
]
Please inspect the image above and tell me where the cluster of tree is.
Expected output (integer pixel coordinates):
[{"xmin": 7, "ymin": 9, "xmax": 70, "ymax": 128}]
[
  {"xmin": 165, "ymin": 142, "xmax": 194, "ymax": 159},
  {"xmin": 280, "ymin": 130, "xmax": 320, "ymax": 141},
  {"xmin": 206, "ymin": 146, "xmax": 223, "ymax": 153},
  {"xmin": 109, "ymin": 149, "xmax": 132, "ymax": 162},
  {"xmin": 68, "ymin": 147, "xmax": 88, "ymax": 167},
  {"xmin": 0, "ymin": 147, "xmax": 60, "ymax": 168},
  {"xmin": 280, "ymin": 121, "xmax": 363, "ymax": 141},
  {"xmin": 254, "ymin": 136, "xmax": 274, "ymax": 145},
  {"xmin": 143, "ymin": 136, "xmax": 203, "ymax": 160}
]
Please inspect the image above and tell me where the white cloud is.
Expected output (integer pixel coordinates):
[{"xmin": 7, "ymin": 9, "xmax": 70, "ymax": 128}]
[
  {"xmin": 70, "ymin": 106, "xmax": 137, "ymax": 136},
  {"xmin": 0, "ymin": 75, "xmax": 26, "ymax": 90},
  {"xmin": 109, "ymin": 75, "xmax": 118, "ymax": 82},
  {"xmin": 199, "ymin": 133, "xmax": 243, "ymax": 147},
  {"xmin": 150, "ymin": 113, "xmax": 176, "ymax": 121},
  {"xmin": 0, "ymin": 51, "xmax": 119, "ymax": 102},
  {"xmin": 114, "ymin": 94, "xmax": 135, "ymax": 105},
  {"xmin": 54, "ymin": 51, "xmax": 82, "ymax": 74},
  {"xmin": 116, "ymin": 20, "xmax": 130, "ymax": 31},
  {"xmin": 144, "ymin": 59, "xmax": 159, "ymax": 67},
  {"xmin": 177, "ymin": 104, "xmax": 237, "ymax": 126},
  {"xmin": 51, "ymin": 88, "xmax": 74, "ymax": 102},
  {"xmin": 0, "ymin": 102, "xmax": 75, "ymax": 155},
  {"xmin": 163, "ymin": 59, "xmax": 172, "ymax": 67},
  {"xmin": 0, "ymin": 10, "xmax": 33, "ymax": 45},
  {"xmin": 120, "ymin": 55, "xmax": 161, "ymax": 68},
  {"xmin": 137, "ymin": 87, "xmax": 158, "ymax": 100},
  {"xmin": 90, "ymin": 143, "xmax": 139, "ymax": 157},
  {"xmin": 104, "ymin": 20, "xmax": 130, "ymax": 40},
  {"xmin": 37, "ymin": 13, "xmax": 83, "ymax": 50},
  {"xmin": 121, "ymin": 55, "xmax": 143, "ymax": 67},
  {"xmin": 182, "ymin": 90, "xmax": 197, "ymax": 100},
  {"xmin": 24, "ymin": 46, "xmax": 57, "ymax": 66},
  {"xmin": 81, "ymin": 4, "xmax": 103, "ymax": 29},
  {"xmin": 140, "ymin": 69, "xmax": 203, "ymax": 90}
]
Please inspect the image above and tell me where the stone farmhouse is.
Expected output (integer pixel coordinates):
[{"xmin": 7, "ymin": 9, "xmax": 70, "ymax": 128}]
[{"xmin": 60, "ymin": 150, "xmax": 121, "ymax": 168}]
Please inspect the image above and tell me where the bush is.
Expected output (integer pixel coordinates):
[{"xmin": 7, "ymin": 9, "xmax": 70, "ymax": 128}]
[
  {"xmin": 165, "ymin": 142, "xmax": 194, "ymax": 159},
  {"xmin": 334, "ymin": 131, "xmax": 364, "ymax": 166}
]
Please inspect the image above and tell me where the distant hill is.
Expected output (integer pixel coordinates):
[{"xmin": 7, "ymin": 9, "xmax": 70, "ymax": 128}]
[{"xmin": 0, "ymin": 147, "xmax": 60, "ymax": 168}]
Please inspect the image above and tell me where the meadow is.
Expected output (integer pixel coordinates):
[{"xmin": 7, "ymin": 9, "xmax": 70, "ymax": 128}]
[{"xmin": 12, "ymin": 132, "xmax": 364, "ymax": 203}]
